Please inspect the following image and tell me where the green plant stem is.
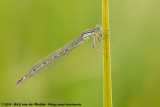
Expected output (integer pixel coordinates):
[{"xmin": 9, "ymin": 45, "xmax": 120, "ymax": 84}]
[{"xmin": 102, "ymin": 0, "xmax": 112, "ymax": 107}]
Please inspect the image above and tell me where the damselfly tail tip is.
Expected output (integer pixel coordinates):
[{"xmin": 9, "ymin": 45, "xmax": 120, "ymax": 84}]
[
  {"xmin": 16, "ymin": 83, "xmax": 22, "ymax": 87},
  {"xmin": 16, "ymin": 77, "xmax": 24, "ymax": 87}
]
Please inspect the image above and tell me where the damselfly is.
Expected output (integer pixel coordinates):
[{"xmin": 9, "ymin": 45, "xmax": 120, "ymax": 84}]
[{"xmin": 17, "ymin": 25, "xmax": 102, "ymax": 86}]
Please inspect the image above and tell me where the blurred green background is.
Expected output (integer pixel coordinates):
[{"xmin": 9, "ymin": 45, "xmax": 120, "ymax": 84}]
[{"xmin": 0, "ymin": 0, "xmax": 160, "ymax": 107}]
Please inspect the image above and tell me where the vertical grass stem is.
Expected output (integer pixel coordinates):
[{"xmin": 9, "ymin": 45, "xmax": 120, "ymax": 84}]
[{"xmin": 102, "ymin": 0, "xmax": 112, "ymax": 107}]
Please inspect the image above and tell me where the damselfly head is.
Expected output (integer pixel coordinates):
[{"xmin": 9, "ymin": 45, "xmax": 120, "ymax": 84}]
[{"xmin": 95, "ymin": 25, "xmax": 102, "ymax": 33}]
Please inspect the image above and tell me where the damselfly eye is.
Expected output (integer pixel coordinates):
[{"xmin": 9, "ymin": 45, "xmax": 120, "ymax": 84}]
[{"xmin": 95, "ymin": 25, "xmax": 102, "ymax": 32}]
